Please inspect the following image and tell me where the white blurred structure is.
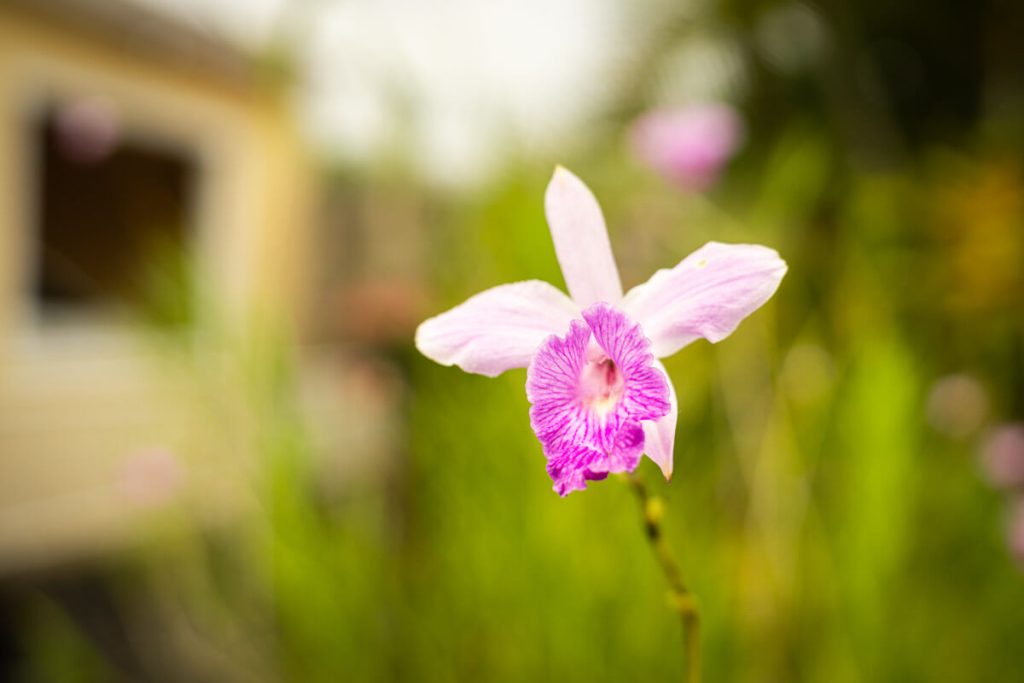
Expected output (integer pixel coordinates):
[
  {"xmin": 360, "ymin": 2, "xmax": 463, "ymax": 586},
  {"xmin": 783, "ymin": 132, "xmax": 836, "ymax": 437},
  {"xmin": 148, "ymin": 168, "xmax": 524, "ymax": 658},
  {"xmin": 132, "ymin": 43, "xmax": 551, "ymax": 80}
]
[
  {"xmin": 131, "ymin": 0, "xmax": 645, "ymax": 188},
  {"xmin": 297, "ymin": 0, "xmax": 631, "ymax": 187}
]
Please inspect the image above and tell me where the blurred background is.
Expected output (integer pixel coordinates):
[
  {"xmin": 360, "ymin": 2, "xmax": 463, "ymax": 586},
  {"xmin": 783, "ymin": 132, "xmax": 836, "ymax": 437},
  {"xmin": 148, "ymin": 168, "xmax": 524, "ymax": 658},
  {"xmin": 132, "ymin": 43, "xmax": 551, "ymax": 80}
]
[{"xmin": 1, "ymin": 0, "xmax": 1023, "ymax": 680}]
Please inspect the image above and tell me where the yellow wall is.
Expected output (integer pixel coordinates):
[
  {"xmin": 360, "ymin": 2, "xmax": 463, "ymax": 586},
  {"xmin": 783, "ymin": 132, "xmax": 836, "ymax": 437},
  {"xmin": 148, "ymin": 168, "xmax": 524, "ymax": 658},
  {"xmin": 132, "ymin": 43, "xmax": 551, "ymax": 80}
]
[
  {"xmin": 0, "ymin": 5, "xmax": 315, "ymax": 335},
  {"xmin": 0, "ymin": 6, "xmax": 315, "ymax": 573}
]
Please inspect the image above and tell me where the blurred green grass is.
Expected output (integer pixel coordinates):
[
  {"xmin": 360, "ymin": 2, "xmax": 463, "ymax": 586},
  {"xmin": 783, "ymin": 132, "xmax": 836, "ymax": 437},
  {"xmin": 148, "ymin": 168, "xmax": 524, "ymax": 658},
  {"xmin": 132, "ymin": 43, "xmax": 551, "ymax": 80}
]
[{"xmin": 261, "ymin": 126, "xmax": 1024, "ymax": 681}]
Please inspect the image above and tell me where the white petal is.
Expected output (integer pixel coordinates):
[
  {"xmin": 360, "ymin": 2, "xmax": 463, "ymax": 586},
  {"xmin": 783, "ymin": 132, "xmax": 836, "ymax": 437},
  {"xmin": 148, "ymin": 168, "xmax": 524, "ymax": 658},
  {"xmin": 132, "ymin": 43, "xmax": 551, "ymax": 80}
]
[
  {"xmin": 544, "ymin": 166, "xmax": 624, "ymax": 307},
  {"xmin": 415, "ymin": 280, "xmax": 579, "ymax": 377},
  {"xmin": 623, "ymin": 242, "xmax": 787, "ymax": 358},
  {"xmin": 643, "ymin": 360, "xmax": 678, "ymax": 479}
]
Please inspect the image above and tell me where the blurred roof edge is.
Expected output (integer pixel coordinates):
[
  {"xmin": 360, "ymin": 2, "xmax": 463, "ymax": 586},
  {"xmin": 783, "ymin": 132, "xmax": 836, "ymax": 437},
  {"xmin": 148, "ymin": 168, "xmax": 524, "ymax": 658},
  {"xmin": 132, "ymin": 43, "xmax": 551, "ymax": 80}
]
[{"xmin": 3, "ymin": 0, "xmax": 258, "ymax": 91}]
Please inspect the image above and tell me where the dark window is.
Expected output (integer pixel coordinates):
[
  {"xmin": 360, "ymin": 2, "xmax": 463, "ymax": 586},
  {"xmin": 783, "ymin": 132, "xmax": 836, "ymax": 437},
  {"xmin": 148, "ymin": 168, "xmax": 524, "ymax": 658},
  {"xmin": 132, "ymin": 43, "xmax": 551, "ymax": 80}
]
[{"xmin": 33, "ymin": 101, "xmax": 197, "ymax": 315}]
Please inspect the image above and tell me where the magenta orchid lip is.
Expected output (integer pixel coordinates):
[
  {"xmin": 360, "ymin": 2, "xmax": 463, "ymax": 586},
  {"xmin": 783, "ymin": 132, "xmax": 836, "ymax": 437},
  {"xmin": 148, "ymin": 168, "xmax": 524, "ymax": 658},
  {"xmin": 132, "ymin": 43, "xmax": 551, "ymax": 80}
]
[
  {"xmin": 416, "ymin": 166, "xmax": 786, "ymax": 495},
  {"xmin": 527, "ymin": 303, "xmax": 671, "ymax": 496}
]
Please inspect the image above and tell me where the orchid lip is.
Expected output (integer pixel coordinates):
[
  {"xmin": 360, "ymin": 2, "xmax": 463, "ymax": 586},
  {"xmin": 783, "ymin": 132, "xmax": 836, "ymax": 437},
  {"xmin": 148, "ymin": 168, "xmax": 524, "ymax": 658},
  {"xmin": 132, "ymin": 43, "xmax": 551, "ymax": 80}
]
[
  {"xmin": 526, "ymin": 303, "xmax": 672, "ymax": 495},
  {"xmin": 579, "ymin": 354, "xmax": 624, "ymax": 418}
]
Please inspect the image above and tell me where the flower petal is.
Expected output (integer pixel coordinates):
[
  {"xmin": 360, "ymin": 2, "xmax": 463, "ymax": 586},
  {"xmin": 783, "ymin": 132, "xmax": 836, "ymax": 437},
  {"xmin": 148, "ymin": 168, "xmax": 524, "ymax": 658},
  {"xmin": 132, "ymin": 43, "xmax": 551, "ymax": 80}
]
[
  {"xmin": 643, "ymin": 360, "xmax": 678, "ymax": 479},
  {"xmin": 545, "ymin": 443, "xmax": 607, "ymax": 497},
  {"xmin": 582, "ymin": 304, "xmax": 670, "ymax": 424},
  {"xmin": 622, "ymin": 242, "xmax": 787, "ymax": 358},
  {"xmin": 544, "ymin": 166, "xmax": 624, "ymax": 306},
  {"xmin": 527, "ymin": 318, "xmax": 595, "ymax": 451},
  {"xmin": 526, "ymin": 304, "xmax": 669, "ymax": 495},
  {"xmin": 415, "ymin": 280, "xmax": 579, "ymax": 377}
]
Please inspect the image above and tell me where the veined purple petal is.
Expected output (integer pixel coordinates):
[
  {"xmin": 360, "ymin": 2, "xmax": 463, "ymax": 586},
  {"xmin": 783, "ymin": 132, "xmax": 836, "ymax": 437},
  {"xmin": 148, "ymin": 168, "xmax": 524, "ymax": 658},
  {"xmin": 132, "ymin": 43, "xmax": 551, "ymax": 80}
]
[
  {"xmin": 545, "ymin": 443, "xmax": 607, "ymax": 497},
  {"xmin": 526, "ymin": 303, "xmax": 670, "ymax": 495},
  {"xmin": 583, "ymin": 305, "xmax": 672, "ymax": 425},
  {"xmin": 544, "ymin": 167, "xmax": 624, "ymax": 307},
  {"xmin": 415, "ymin": 280, "xmax": 579, "ymax": 377},
  {"xmin": 622, "ymin": 242, "xmax": 787, "ymax": 358}
]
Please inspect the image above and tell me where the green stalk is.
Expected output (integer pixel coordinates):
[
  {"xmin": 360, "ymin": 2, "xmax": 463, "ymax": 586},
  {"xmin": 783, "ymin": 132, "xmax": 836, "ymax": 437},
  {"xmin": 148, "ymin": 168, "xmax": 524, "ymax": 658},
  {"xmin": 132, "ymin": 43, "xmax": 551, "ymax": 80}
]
[{"xmin": 626, "ymin": 473, "xmax": 701, "ymax": 683}]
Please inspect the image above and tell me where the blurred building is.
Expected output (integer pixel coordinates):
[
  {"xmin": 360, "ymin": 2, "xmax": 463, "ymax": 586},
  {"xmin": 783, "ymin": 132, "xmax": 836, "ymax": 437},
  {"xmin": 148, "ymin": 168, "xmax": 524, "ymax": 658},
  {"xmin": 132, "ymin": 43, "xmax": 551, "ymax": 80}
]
[{"xmin": 0, "ymin": 0, "xmax": 314, "ymax": 574}]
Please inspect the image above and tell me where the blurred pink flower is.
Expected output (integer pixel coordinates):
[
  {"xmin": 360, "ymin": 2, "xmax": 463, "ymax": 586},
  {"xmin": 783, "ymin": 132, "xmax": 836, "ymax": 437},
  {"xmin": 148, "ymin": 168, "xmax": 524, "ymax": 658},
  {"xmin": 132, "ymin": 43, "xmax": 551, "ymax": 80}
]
[
  {"xmin": 117, "ymin": 448, "xmax": 185, "ymax": 507},
  {"xmin": 54, "ymin": 97, "xmax": 120, "ymax": 164},
  {"xmin": 981, "ymin": 423, "xmax": 1024, "ymax": 491},
  {"xmin": 630, "ymin": 104, "xmax": 744, "ymax": 191},
  {"xmin": 415, "ymin": 167, "xmax": 786, "ymax": 495}
]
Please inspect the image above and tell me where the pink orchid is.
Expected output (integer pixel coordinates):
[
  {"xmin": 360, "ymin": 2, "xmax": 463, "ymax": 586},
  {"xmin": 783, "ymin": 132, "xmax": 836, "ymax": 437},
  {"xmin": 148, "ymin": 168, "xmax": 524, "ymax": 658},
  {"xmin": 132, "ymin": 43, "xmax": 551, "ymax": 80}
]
[
  {"xmin": 630, "ymin": 104, "xmax": 744, "ymax": 191},
  {"xmin": 416, "ymin": 167, "xmax": 786, "ymax": 495}
]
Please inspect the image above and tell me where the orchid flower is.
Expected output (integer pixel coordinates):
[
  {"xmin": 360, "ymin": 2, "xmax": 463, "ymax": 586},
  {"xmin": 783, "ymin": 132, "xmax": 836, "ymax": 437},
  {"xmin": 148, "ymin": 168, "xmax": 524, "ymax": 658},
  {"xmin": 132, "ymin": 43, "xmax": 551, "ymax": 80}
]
[
  {"xmin": 630, "ymin": 104, "xmax": 744, "ymax": 191},
  {"xmin": 416, "ymin": 167, "xmax": 786, "ymax": 496}
]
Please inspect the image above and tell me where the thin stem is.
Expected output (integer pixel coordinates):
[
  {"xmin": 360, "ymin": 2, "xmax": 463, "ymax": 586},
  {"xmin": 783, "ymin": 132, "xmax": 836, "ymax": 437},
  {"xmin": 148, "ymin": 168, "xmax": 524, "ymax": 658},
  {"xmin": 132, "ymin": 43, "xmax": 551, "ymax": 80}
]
[{"xmin": 626, "ymin": 472, "xmax": 701, "ymax": 683}]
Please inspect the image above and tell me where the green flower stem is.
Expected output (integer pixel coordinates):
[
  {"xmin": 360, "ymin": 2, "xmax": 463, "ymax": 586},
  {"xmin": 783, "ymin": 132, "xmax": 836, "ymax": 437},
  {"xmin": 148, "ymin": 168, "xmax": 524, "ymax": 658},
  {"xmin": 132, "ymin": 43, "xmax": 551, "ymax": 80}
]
[{"xmin": 626, "ymin": 472, "xmax": 701, "ymax": 683}]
